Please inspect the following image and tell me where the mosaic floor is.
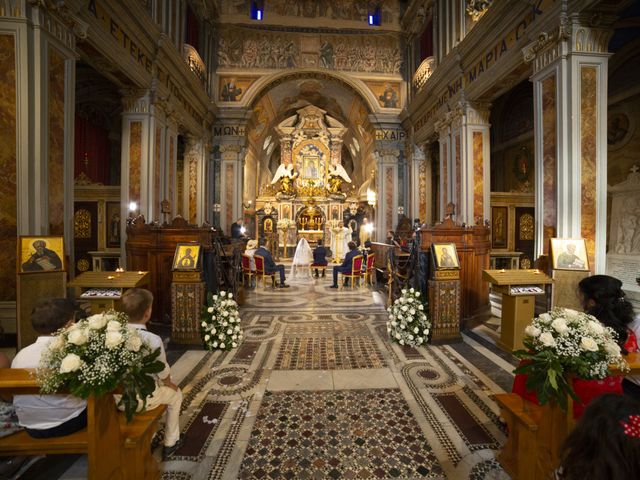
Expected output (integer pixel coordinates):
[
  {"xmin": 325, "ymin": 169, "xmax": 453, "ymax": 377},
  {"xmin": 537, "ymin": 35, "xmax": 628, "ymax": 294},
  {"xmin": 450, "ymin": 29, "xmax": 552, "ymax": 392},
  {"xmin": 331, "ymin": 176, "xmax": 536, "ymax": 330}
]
[{"xmin": 57, "ymin": 266, "xmax": 515, "ymax": 480}]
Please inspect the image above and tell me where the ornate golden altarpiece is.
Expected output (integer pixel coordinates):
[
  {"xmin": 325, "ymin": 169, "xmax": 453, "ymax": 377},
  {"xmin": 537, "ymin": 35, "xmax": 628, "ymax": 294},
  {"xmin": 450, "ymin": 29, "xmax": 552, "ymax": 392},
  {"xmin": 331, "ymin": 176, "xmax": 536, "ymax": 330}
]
[{"xmin": 256, "ymin": 105, "xmax": 358, "ymax": 249}]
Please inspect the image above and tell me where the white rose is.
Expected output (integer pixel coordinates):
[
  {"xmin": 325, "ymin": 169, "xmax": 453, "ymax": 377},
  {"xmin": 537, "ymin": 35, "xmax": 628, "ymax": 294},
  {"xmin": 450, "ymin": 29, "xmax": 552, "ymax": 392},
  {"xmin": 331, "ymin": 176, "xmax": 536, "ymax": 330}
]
[
  {"xmin": 105, "ymin": 331, "xmax": 124, "ymax": 349},
  {"xmin": 207, "ymin": 307, "xmax": 214, "ymax": 313},
  {"xmin": 60, "ymin": 353, "xmax": 82, "ymax": 373},
  {"xmin": 222, "ymin": 321, "xmax": 228, "ymax": 327},
  {"xmin": 213, "ymin": 341, "xmax": 218, "ymax": 348},
  {"xmin": 401, "ymin": 306, "xmax": 408, "ymax": 312},
  {"xmin": 228, "ymin": 293, "xmax": 233, "ymax": 299},
  {"xmin": 400, "ymin": 324, "xmax": 406, "ymax": 330},
  {"xmin": 220, "ymin": 343, "xmax": 225, "ymax": 348},
  {"xmin": 211, "ymin": 328, "xmax": 217, "ymax": 334},
  {"xmin": 414, "ymin": 292, "xmax": 420, "ymax": 297},
  {"xmin": 605, "ymin": 342, "xmax": 621, "ymax": 356},
  {"xmin": 423, "ymin": 329, "xmax": 429, "ymax": 335},
  {"xmin": 580, "ymin": 337, "xmax": 598, "ymax": 352},
  {"xmin": 220, "ymin": 291, "xmax": 226, "ymax": 297},
  {"xmin": 391, "ymin": 321, "xmax": 397, "ymax": 327},
  {"xmin": 201, "ymin": 321, "xmax": 208, "ymax": 327},
  {"xmin": 538, "ymin": 313, "xmax": 552, "ymax": 324},
  {"xmin": 219, "ymin": 334, "xmax": 225, "ymax": 340},
  {"xmin": 409, "ymin": 288, "xmax": 414, "ymax": 293},
  {"xmin": 539, "ymin": 332, "xmax": 556, "ymax": 347},
  {"xmin": 125, "ymin": 335, "xmax": 142, "ymax": 352},
  {"xmin": 564, "ymin": 308, "xmax": 580, "ymax": 319},
  {"xmin": 524, "ymin": 325, "xmax": 541, "ymax": 338},
  {"xmin": 227, "ymin": 328, "xmax": 233, "ymax": 335},
  {"xmin": 213, "ymin": 295, "xmax": 218, "ymax": 301},
  {"xmin": 87, "ymin": 314, "xmax": 107, "ymax": 330},
  {"xmin": 223, "ymin": 311, "xmax": 229, "ymax": 317},
  {"xmin": 395, "ymin": 333, "xmax": 401, "ymax": 339},
  {"xmin": 232, "ymin": 342, "xmax": 238, "ymax": 348},
  {"xmin": 204, "ymin": 334, "xmax": 211, "ymax": 341},
  {"xmin": 401, "ymin": 289, "xmax": 407, "ymax": 295},
  {"xmin": 551, "ymin": 318, "xmax": 569, "ymax": 334},
  {"xmin": 409, "ymin": 334, "xmax": 414, "ymax": 340},
  {"xmin": 410, "ymin": 309, "xmax": 416, "ymax": 315},
  {"xmin": 417, "ymin": 337, "xmax": 423, "ymax": 344},
  {"xmin": 413, "ymin": 327, "xmax": 419, "ymax": 334},
  {"xmin": 68, "ymin": 328, "xmax": 88, "ymax": 346},
  {"xmin": 418, "ymin": 305, "xmax": 424, "ymax": 310},
  {"xmin": 399, "ymin": 339, "xmax": 405, "ymax": 345},
  {"xmin": 106, "ymin": 320, "xmax": 122, "ymax": 332},
  {"xmin": 234, "ymin": 325, "xmax": 240, "ymax": 332},
  {"xmin": 587, "ymin": 321, "xmax": 604, "ymax": 336}
]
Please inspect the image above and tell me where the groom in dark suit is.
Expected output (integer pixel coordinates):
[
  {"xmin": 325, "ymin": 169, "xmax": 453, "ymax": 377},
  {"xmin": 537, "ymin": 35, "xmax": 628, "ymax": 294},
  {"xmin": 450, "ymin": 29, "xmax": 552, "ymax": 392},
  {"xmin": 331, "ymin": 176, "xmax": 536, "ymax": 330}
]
[
  {"xmin": 330, "ymin": 241, "xmax": 359, "ymax": 288},
  {"xmin": 254, "ymin": 238, "xmax": 289, "ymax": 288}
]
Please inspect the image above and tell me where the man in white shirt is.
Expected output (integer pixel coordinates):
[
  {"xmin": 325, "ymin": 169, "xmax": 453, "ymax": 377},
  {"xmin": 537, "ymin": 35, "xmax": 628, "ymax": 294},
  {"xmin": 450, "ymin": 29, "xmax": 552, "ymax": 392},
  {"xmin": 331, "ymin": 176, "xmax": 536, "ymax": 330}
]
[
  {"xmin": 120, "ymin": 288, "xmax": 183, "ymax": 460},
  {"xmin": 12, "ymin": 299, "xmax": 87, "ymax": 438}
]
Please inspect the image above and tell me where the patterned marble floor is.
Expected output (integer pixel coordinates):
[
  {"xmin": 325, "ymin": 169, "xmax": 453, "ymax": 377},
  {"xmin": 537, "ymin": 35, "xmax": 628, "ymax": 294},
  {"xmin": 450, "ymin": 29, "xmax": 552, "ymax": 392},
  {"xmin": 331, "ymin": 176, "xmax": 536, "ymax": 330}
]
[{"xmin": 58, "ymin": 267, "xmax": 515, "ymax": 480}]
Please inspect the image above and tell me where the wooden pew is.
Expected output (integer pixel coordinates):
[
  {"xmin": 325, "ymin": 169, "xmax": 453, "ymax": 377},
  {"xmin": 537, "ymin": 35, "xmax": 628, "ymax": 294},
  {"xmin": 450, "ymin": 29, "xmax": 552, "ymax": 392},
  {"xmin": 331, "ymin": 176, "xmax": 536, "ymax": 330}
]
[
  {"xmin": 494, "ymin": 352, "xmax": 640, "ymax": 479},
  {"xmin": 0, "ymin": 369, "xmax": 165, "ymax": 480}
]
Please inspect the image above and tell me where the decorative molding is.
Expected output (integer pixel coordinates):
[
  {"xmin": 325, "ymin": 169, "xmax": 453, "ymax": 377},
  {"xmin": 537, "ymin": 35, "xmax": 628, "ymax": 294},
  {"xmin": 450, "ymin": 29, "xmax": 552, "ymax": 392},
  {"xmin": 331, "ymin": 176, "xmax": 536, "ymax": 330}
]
[
  {"xmin": 465, "ymin": 0, "xmax": 493, "ymax": 23},
  {"xmin": 121, "ymin": 90, "xmax": 152, "ymax": 113},
  {"xmin": 412, "ymin": 56, "xmax": 435, "ymax": 93}
]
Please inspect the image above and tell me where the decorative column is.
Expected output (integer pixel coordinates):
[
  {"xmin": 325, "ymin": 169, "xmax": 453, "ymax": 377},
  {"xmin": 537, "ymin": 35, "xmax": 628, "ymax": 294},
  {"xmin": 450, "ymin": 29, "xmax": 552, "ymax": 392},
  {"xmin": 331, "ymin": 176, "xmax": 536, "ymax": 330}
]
[
  {"xmin": 183, "ymin": 135, "xmax": 207, "ymax": 225},
  {"xmin": 408, "ymin": 143, "xmax": 426, "ymax": 223},
  {"xmin": 435, "ymin": 115, "xmax": 452, "ymax": 221},
  {"xmin": 526, "ymin": 14, "xmax": 611, "ymax": 272},
  {"xmin": 219, "ymin": 144, "xmax": 244, "ymax": 234},
  {"xmin": 375, "ymin": 149, "xmax": 400, "ymax": 242},
  {"xmin": 450, "ymin": 101, "xmax": 491, "ymax": 226},
  {"xmin": 164, "ymin": 115, "xmax": 179, "ymax": 218},
  {"xmin": 280, "ymin": 136, "xmax": 292, "ymax": 165}
]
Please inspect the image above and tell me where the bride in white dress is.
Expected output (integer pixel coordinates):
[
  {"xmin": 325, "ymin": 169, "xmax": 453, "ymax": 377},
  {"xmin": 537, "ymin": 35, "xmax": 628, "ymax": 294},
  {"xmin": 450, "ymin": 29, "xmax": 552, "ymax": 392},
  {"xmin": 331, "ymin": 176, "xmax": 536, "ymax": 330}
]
[{"xmin": 291, "ymin": 237, "xmax": 313, "ymax": 278}]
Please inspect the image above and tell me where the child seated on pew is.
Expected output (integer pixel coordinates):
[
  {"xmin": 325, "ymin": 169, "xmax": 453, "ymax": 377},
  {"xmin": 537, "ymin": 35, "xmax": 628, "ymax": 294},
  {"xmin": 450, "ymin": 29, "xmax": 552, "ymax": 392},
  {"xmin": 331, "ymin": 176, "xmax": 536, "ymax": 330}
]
[
  {"xmin": 11, "ymin": 299, "xmax": 87, "ymax": 438},
  {"xmin": 558, "ymin": 393, "xmax": 640, "ymax": 479},
  {"xmin": 119, "ymin": 288, "xmax": 183, "ymax": 460}
]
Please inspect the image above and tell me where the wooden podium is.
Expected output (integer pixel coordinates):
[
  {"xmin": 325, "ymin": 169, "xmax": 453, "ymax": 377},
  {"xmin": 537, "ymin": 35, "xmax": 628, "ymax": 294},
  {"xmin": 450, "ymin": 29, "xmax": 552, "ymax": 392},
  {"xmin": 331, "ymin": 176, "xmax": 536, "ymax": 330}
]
[
  {"xmin": 429, "ymin": 269, "xmax": 462, "ymax": 344},
  {"xmin": 482, "ymin": 269, "xmax": 553, "ymax": 351},
  {"xmin": 68, "ymin": 271, "xmax": 150, "ymax": 314},
  {"xmin": 171, "ymin": 270, "xmax": 205, "ymax": 344}
]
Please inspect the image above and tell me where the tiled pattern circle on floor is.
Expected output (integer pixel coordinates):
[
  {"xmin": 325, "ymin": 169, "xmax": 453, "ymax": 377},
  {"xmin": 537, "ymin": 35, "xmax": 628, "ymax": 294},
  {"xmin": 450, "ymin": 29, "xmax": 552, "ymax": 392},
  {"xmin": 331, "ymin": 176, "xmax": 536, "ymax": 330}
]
[{"xmin": 238, "ymin": 389, "xmax": 444, "ymax": 479}]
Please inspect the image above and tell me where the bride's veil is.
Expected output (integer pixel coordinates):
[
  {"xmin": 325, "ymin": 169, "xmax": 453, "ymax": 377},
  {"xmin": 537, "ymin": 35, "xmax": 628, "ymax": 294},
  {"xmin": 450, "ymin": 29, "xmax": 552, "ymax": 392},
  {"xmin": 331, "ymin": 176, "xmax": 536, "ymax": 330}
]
[{"xmin": 292, "ymin": 237, "xmax": 313, "ymax": 265}]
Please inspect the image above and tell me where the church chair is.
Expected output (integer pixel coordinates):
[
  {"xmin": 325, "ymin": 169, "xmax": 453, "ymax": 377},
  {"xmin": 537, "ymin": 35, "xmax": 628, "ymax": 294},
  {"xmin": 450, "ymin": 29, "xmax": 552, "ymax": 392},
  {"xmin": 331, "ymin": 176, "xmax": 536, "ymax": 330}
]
[
  {"xmin": 253, "ymin": 255, "xmax": 276, "ymax": 288},
  {"xmin": 241, "ymin": 254, "xmax": 256, "ymax": 287},
  {"xmin": 363, "ymin": 253, "xmax": 376, "ymax": 286},
  {"xmin": 339, "ymin": 255, "xmax": 363, "ymax": 290},
  {"xmin": 311, "ymin": 263, "xmax": 327, "ymax": 278}
]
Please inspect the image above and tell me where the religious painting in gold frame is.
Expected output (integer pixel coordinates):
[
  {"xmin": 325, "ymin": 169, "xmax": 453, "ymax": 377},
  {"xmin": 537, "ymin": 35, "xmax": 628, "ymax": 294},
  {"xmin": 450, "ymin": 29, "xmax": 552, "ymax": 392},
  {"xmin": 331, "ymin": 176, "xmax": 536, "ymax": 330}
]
[
  {"xmin": 18, "ymin": 236, "xmax": 65, "ymax": 273},
  {"xmin": 106, "ymin": 201, "xmax": 121, "ymax": 248},
  {"xmin": 431, "ymin": 242, "xmax": 460, "ymax": 270},
  {"xmin": 550, "ymin": 238, "xmax": 589, "ymax": 271},
  {"xmin": 491, "ymin": 206, "xmax": 508, "ymax": 248},
  {"xmin": 292, "ymin": 140, "xmax": 329, "ymax": 186},
  {"xmin": 173, "ymin": 243, "xmax": 202, "ymax": 271}
]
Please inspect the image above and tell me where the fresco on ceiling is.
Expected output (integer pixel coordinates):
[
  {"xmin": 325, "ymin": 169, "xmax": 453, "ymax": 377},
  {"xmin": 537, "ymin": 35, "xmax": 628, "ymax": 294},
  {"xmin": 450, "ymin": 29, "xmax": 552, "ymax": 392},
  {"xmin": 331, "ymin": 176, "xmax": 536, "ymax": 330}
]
[
  {"xmin": 218, "ymin": 27, "xmax": 402, "ymax": 75},
  {"xmin": 216, "ymin": 0, "xmax": 401, "ymax": 29},
  {"xmin": 365, "ymin": 81, "xmax": 402, "ymax": 109},
  {"xmin": 218, "ymin": 76, "xmax": 259, "ymax": 102}
]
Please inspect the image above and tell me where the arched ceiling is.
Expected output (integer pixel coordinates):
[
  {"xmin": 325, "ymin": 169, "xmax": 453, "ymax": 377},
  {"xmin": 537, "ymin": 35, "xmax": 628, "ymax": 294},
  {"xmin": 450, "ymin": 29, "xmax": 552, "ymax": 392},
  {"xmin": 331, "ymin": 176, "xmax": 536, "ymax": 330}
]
[{"xmin": 245, "ymin": 76, "xmax": 376, "ymax": 189}]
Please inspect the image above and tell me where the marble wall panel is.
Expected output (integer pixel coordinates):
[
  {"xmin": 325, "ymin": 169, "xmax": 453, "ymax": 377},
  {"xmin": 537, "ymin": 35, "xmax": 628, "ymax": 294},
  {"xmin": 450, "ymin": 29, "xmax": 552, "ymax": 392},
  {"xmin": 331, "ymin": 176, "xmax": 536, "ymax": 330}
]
[
  {"xmin": 419, "ymin": 160, "xmax": 427, "ymax": 222},
  {"xmin": 154, "ymin": 127, "xmax": 161, "ymax": 214},
  {"xmin": 0, "ymin": 35, "xmax": 16, "ymax": 301},
  {"xmin": 385, "ymin": 166, "xmax": 394, "ymax": 231},
  {"xmin": 580, "ymin": 67, "xmax": 597, "ymax": 272},
  {"xmin": 542, "ymin": 74, "xmax": 557, "ymax": 254},
  {"xmin": 48, "ymin": 47, "xmax": 65, "ymax": 235},
  {"xmin": 442, "ymin": 143, "xmax": 448, "ymax": 208},
  {"xmin": 189, "ymin": 157, "xmax": 198, "ymax": 224},
  {"xmin": 473, "ymin": 132, "xmax": 484, "ymax": 222},
  {"xmin": 225, "ymin": 163, "xmax": 234, "ymax": 228},
  {"xmin": 168, "ymin": 136, "xmax": 175, "ymax": 214},
  {"xmin": 129, "ymin": 122, "xmax": 142, "ymax": 203},
  {"xmin": 455, "ymin": 134, "xmax": 461, "ymax": 213}
]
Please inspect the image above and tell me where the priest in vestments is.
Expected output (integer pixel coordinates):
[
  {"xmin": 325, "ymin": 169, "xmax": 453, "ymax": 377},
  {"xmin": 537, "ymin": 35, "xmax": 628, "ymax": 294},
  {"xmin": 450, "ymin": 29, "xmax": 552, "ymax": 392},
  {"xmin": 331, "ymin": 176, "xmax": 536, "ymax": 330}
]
[{"xmin": 332, "ymin": 222, "xmax": 351, "ymax": 263}]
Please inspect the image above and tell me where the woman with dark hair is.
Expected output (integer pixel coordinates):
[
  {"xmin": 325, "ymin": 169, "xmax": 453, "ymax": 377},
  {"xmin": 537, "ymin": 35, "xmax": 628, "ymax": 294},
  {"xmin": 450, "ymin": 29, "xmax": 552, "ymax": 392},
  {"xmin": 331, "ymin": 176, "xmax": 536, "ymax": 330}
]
[{"xmin": 558, "ymin": 393, "xmax": 640, "ymax": 479}]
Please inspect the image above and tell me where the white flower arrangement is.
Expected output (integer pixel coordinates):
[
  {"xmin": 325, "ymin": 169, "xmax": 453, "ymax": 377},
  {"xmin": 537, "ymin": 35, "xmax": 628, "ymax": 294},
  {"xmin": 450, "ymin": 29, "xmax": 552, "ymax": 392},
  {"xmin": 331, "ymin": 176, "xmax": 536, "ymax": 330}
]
[
  {"xmin": 277, "ymin": 218, "xmax": 294, "ymax": 230},
  {"xmin": 386, "ymin": 288, "xmax": 430, "ymax": 347},
  {"xmin": 37, "ymin": 311, "xmax": 164, "ymax": 422},
  {"xmin": 201, "ymin": 291, "xmax": 244, "ymax": 351},
  {"xmin": 515, "ymin": 307, "xmax": 628, "ymax": 408}
]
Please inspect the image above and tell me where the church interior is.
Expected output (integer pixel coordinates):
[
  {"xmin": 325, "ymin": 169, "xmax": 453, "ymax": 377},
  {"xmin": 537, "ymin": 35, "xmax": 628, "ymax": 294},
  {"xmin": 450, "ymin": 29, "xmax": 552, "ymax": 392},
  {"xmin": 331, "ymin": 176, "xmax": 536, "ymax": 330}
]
[{"xmin": 1, "ymin": 0, "xmax": 640, "ymax": 478}]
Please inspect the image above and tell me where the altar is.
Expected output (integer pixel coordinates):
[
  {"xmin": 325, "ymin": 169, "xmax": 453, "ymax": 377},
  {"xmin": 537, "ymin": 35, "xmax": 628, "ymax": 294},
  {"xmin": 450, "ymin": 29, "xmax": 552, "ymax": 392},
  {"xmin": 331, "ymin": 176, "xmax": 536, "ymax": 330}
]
[{"xmin": 254, "ymin": 105, "xmax": 365, "ymax": 258}]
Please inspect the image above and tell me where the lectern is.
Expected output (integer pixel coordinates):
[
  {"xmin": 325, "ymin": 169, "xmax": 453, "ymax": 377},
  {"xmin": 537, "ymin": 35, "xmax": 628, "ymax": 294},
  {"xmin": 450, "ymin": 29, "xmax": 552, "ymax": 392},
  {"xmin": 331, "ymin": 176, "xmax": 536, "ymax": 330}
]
[
  {"xmin": 482, "ymin": 269, "xmax": 553, "ymax": 351},
  {"xmin": 69, "ymin": 271, "xmax": 150, "ymax": 314}
]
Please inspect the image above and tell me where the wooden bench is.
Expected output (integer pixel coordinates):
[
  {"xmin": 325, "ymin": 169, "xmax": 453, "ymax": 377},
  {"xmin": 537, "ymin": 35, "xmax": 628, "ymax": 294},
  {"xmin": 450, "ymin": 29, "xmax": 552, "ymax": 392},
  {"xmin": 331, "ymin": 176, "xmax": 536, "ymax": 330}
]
[
  {"xmin": 0, "ymin": 369, "xmax": 166, "ymax": 480},
  {"xmin": 494, "ymin": 352, "xmax": 640, "ymax": 479}
]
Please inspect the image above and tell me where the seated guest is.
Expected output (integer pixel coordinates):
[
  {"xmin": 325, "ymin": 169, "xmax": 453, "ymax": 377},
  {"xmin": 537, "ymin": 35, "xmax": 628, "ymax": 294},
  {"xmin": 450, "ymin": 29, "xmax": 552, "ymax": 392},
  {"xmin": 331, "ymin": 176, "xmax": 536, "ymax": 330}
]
[
  {"xmin": 12, "ymin": 299, "xmax": 87, "ymax": 438},
  {"xmin": 120, "ymin": 288, "xmax": 183, "ymax": 460},
  {"xmin": 513, "ymin": 274, "xmax": 639, "ymax": 417},
  {"xmin": 254, "ymin": 237, "xmax": 289, "ymax": 288},
  {"xmin": 312, "ymin": 239, "xmax": 329, "ymax": 278},
  {"xmin": 330, "ymin": 241, "xmax": 359, "ymax": 289},
  {"xmin": 244, "ymin": 239, "xmax": 258, "ymax": 270},
  {"xmin": 558, "ymin": 393, "xmax": 640, "ymax": 479}
]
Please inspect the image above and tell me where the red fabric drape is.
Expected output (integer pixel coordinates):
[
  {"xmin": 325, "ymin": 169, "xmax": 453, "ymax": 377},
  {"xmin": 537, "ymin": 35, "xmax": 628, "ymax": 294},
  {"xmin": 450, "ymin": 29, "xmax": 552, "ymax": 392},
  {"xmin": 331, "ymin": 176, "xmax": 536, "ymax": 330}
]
[
  {"xmin": 420, "ymin": 20, "xmax": 433, "ymax": 61},
  {"xmin": 74, "ymin": 116, "xmax": 110, "ymax": 184}
]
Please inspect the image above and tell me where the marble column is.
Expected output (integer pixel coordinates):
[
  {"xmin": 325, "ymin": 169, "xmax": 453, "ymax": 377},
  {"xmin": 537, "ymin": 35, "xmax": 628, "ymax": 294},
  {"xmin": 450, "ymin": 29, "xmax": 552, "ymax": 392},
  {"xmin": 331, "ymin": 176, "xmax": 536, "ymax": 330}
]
[
  {"xmin": 408, "ymin": 143, "xmax": 427, "ymax": 223},
  {"xmin": 183, "ymin": 135, "xmax": 207, "ymax": 225},
  {"xmin": 219, "ymin": 144, "xmax": 244, "ymax": 234},
  {"xmin": 449, "ymin": 101, "xmax": 491, "ymax": 227},
  {"xmin": 164, "ymin": 115, "xmax": 179, "ymax": 218},
  {"xmin": 526, "ymin": 14, "xmax": 611, "ymax": 272},
  {"xmin": 375, "ymin": 149, "xmax": 400, "ymax": 242},
  {"xmin": 0, "ymin": 4, "xmax": 78, "ymax": 306}
]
